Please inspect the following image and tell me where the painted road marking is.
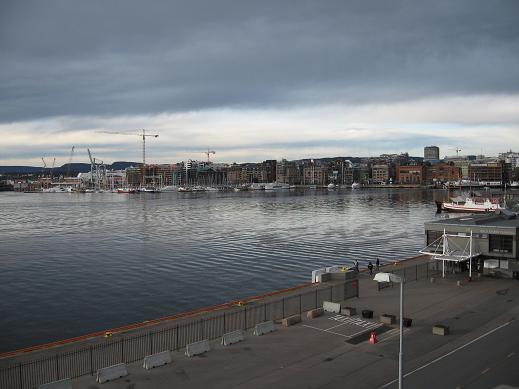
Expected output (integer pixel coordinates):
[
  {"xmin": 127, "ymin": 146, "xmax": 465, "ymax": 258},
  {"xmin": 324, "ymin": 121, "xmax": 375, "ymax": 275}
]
[
  {"xmin": 480, "ymin": 368, "xmax": 489, "ymax": 375},
  {"xmin": 302, "ymin": 314, "xmax": 383, "ymax": 339},
  {"xmin": 329, "ymin": 314, "xmax": 379, "ymax": 329},
  {"xmin": 379, "ymin": 318, "xmax": 516, "ymax": 388},
  {"xmin": 507, "ymin": 352, "xmax": 515, "ymax": 358}
]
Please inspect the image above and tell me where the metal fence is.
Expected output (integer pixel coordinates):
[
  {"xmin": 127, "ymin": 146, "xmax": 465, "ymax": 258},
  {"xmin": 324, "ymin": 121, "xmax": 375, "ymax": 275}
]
[
  {"xmin": 377, "ymin": 261, "xmax": 442, "ymax": 290},
  {"xmin": 0, "ymin": 279, "xmax": 358, "ymax": 389}
]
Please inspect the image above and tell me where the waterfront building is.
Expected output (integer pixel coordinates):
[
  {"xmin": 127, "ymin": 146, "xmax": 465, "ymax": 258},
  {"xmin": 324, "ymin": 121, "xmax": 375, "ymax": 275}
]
[
  {"xmin": 303, "ymin": 163, "xmax": 328, "ymax": 185},
  {"xmin": 425, "ymin": 163, "xmax": 461, "ymax": 184},
  {"xmin": 423, "ymin": 210, "xmax": 519, "ymax": 276},
  {"xmin": 371, "ymin": 164, "xmax": 390, "ymax": 184},
  {"xmin": 353, "ymin": 163, "xmax": 370, "ymax": 184},
  {"xmin": 468, "ymin": 161, "xmax": 503, "ymax": 185},
  {"xmin": 395, "ymin": 164, "xmax": 425, "ymax": 184},
  {"xmin": 499, "ymin": 150, "xmax": 519, "ymax": 170},
  {"xmin": 276, "ymin": 159, "xmax": 300, "ymax": 185},
  {"xmin": 424, "ymin": 146, "xmax": 440, "ymax": 162}
]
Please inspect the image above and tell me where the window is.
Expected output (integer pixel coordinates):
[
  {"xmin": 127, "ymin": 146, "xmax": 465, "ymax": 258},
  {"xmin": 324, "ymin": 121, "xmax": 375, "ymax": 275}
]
[{"xmin": 489, "ymin": 235, "xmax": 513, "ymax": 253}]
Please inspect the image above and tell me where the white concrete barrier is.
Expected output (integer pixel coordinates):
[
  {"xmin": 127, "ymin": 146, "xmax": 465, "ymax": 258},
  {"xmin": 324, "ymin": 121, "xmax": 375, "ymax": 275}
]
[
  {"xmin": 96, "ymin": 363, "xmax": 128, "ymax": 383},
  {"xmin": 185, "ymin": 339, "xmax": 210, "ymax": 357},
  {"xmin": 323, "ymin": 301, "xmax": 341, "ymax": 313},
  {"xmin": 312, "ymin": 268, "xmax": 326, "ymax": 283},
  {"xmin": 253, "ymin": 320, "xmax": 275, "ymax": 336},
  {"xmin": 143, "ymin": 350, "xmax": 172, "ymax": 370},
  {"xmin": 221, "ymin": 330, "xmax": 244, "ymax": 346},
  {"xmin": 38, "ymin": 378, "xmax": 72, "ymax": 389}
]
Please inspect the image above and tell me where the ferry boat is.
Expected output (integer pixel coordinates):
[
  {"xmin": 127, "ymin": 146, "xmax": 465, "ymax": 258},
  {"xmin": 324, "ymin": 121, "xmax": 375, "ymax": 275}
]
[{"xmin": 440, "ymin": 196, "xmax": 504, "ymax": 213}]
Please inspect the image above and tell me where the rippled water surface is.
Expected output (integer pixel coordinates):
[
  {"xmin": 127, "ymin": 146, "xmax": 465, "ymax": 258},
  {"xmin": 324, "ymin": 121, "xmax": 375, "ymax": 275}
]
[{"xmin": 0, "ymin": 189, "xmax": 443, "ymax": 352}]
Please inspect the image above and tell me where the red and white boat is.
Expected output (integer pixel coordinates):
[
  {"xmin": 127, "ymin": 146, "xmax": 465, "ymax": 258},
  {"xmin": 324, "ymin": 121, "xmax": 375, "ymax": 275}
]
[{"xmin": 441, "ymin": 196, "xmax": 504, "ymax": 213}]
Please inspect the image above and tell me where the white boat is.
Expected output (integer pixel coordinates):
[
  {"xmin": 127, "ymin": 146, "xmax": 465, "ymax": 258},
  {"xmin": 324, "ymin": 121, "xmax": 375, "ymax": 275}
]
[
  {"xmin": 117, "ymin": 188, "xmax": 136, "ymax": 194},
  {"xmin": 264, "ymin": 182, "xmax": 290, "ymax": 190},
  {"xmin": 510, "ymin": 182, "xmax": 519, "ymax": 188},
  {"xmin": 249, "ymin": 183, "xmax": 265, "ymax": 190},
  {"xmin": 351, "ymin": 182, "xmax": 361, "ymax": 189},
  {"xmin": 160, "ymin": 185, "xmax": 178, "ymax": 192},
  {"xmin": 441, "ymin": 197, "xmax": 505, "ymax": 213},
  {"xmin": 327, "ymin": 183, "xmax": 336, "ymax": 190},
  {"xmin": 308, "ymin": 184, "xmax": 317, "ymax": 190},
  {"xmin": 205, "ymin": 186, "xmax": 219, "ymax": 192}
]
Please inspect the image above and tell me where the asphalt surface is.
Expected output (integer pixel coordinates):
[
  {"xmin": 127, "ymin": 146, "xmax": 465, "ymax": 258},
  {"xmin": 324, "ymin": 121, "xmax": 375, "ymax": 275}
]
[{"xmin": 380, "ymin": 318, "xmax": 519, "ymax": 389}]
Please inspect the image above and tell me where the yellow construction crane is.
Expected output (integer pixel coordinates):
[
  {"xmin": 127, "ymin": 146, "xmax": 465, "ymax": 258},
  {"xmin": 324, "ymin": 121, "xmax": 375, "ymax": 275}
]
[{"xmin": 97, "ymin": 129, "xmax": 159, "ymax": 166}]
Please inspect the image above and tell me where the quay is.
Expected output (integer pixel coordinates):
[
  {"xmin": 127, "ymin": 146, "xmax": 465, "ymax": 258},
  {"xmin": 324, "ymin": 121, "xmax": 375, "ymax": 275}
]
[{"xmin": 2, "ymin": 255, "xmax": 519, "ymax": 388}]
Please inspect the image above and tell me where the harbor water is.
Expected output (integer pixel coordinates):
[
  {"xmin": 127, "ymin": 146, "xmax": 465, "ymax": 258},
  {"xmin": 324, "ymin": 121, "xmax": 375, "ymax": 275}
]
[{"xmin": 0, "ymin": 188, "xmax": 442, "ymax": 352}]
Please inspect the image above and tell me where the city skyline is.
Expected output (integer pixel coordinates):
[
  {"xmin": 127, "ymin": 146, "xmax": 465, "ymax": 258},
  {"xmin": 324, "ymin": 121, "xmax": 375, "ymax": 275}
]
[{"xmin": 1, "ymin": 1, "xmax": 518, "ymax": 165}]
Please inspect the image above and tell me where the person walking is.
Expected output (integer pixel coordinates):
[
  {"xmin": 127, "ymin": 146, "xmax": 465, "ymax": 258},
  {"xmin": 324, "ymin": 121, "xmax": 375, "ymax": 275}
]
[
  {"xmin": 354, "ymin": 259, "xmax": 359, "ymax": 273},
  {"xmin": 376, "ymin": 258, "xmax": 380, "ymax": 272},
  {"xmin": 368, "ymin": 261, "xmax": 374, "ymax": 276}
]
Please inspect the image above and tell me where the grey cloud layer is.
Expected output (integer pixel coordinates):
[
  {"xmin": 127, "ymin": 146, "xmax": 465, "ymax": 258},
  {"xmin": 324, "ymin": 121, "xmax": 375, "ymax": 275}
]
[{"xmin": 1, "ymin": 0, "xmax": 518, "ymax": 122}]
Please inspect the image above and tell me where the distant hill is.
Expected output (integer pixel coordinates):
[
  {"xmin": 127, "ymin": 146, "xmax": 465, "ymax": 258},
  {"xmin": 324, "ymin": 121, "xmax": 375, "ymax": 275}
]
[{"xmin": 0, "ymin": 161, "xmax": 139, "ymax": 175}]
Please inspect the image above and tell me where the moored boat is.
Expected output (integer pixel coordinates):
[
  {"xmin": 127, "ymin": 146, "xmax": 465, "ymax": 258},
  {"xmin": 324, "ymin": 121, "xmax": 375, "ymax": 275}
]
[{"xmin": 441, "ymin": 196, "xmax": 504, "ymax": 213}]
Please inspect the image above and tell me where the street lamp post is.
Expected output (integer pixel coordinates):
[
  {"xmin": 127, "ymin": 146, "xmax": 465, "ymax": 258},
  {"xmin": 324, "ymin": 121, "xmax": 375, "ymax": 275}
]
[{"xmin": 374, "ymin": 272, "xmax": 404, "ymax": 389}]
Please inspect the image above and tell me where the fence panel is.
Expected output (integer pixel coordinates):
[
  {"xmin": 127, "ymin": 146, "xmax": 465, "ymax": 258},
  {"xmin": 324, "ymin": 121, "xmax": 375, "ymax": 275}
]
[
  {"xmin": 301, "ymin": 290, "xmax": 317, "ymax": 312},
  {"xmin": 223, "ymin": 310, "xmax": 244, "ymax": 333},
  {"xmin": 283, "ymin": 295, "xmax": 300, "ymax": 317},
  {"xmin": 245, "ymin": 304, "xmax": 266, "ymax": 328},
  {"xmin": 21, "ymin": 357, "xmax": 56, "ymax": 389},
  {"xmin": 58, "ymin": 348, "xmax": 91, "ymax": 379},
  {"xmin": 0, "ymin": 365, "xmax": 19, "ymax": 389},
  {"xmin": 149, "ymin": 328, "xmax": 176, "ymax": 357},
  {"xmin": 266, "ymin": 299, "xmax": 283, "ymax": 321}
]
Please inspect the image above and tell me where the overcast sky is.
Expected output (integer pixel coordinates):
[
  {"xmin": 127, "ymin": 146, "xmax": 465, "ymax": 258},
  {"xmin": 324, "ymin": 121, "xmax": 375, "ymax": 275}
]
[{"xmin": 1, "ymin": 0, "xmax": 518, "ymax": 165}]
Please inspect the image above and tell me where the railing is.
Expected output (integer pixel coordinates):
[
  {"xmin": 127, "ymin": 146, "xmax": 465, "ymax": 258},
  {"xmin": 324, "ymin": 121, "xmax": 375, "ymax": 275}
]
[
  {"xmin": 0, "ymin": 279, "xmax": 358, "ymax": 389},
  {"xmin": 377, "ymin": 261, "xmax": 442, "ymax": 290}
]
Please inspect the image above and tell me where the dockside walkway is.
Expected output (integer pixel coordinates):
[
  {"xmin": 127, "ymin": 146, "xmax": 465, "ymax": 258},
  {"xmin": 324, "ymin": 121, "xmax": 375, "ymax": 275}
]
[
  {"xmin": 73, "ymin": 258, "xmax": 519, "ymax": 388},
  {"xmin": 4, "ymin": 255, "xmax": 519, "ymax": 388}
]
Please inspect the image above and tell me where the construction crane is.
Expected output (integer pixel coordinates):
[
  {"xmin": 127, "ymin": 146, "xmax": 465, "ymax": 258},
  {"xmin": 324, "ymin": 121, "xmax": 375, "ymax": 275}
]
[
  {"xmin": 97, "ymin": 129, "xmax": 159, "ymax": 166},
  {"xmin": 200, "ymin": 149, "xmax": 216, "ymax": 163},
  {"xmin": 66, "ymin": 146, "xmax": 75, "ymax": 177},
  {"xmin": 450, "ymin": 147, "xmax": 462, "ymax": 157}
]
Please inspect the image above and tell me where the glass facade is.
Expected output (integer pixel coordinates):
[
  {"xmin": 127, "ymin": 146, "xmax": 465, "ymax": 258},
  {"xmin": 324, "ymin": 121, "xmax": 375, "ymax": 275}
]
[{"xmin": 489, "ymin": 234, "xmax": 513, "ymax": 254}]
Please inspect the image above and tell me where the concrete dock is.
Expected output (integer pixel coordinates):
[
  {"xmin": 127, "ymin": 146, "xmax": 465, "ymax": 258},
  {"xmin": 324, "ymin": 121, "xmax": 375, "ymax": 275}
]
[{"xmin": 66, "ymin": 267, "xmax": 519, "ymax": 388}]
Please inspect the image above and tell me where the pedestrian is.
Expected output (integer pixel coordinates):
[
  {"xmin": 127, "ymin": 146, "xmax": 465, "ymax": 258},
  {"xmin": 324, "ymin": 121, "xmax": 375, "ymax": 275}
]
[
  {"xmin": 354, "ymin": 259, "xmax": 359, "ymax": 273},
  {"xmin": 376, "ymin": 258, "xmax": 380, "ymax": 271},
  {"xmin": 368, "ymin": 261, "xmax": 374, "ymax": 276}
]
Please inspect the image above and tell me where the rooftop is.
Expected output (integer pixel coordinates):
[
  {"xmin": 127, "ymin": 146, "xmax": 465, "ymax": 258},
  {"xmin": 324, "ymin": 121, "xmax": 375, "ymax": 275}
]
[{"xmin": 426, "ymin": 210, "xmax": 519, "ymax": 228}]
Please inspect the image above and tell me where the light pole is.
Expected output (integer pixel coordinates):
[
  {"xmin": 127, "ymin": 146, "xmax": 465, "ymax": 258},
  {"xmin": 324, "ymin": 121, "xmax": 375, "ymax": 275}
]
[{"xmin": 374, "ymin": 272, "xmax": 404, "ymax": 389}]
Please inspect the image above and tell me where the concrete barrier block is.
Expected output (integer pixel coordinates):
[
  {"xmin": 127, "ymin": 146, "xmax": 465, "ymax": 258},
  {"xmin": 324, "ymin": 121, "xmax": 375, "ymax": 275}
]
[
  {"xmin": 221, "ymin": 330, "xmax": 244, "ymax": 346},
  {"xmin": 432, "ymin": 325, "xmax": 449, "ymax": 336},
  {"xmin": 341, "ymin": 307, "xmax": 356, "ymax": 316},
  {"xmin": 282, "ymin": 314, "xmax": 302, "ymax": 327},
  {"xmin": 402, "ymin": 318, "xmax": 412, "ymax": 327},
  {"xmin": 143, "ymin": 350, "xmax": 172, "ymax": 370},
  {"xmin": 307, "ymin": 308, "xmax": 324, "ymax": 319},
  {"xmin": 185, "ymin": 339, "xmax": 210, "ymax": 357},
  {"xmin": 96, "ymin": 363, "xmax": 128, "ymax": 383},
  {"xmin": 380, "ymin": 314, "xmax": 396, "ymax": 325},
  {"xmin": 254, "ymin": 320, "xmax": 275, "ymax": 336},
  {"xmin": 323, "ymin": 301, "xmax": 341, "ymax": 313},
  {"xmin": 38, "ymin": 378, "xmax": 72, "ymax": 389}
]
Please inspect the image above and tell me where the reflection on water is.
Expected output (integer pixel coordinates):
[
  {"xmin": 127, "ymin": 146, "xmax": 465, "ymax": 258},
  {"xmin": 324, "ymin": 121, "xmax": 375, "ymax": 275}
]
[{"xmin": 0, "ymin": 188, "xmax": 442, "ymax": 351}]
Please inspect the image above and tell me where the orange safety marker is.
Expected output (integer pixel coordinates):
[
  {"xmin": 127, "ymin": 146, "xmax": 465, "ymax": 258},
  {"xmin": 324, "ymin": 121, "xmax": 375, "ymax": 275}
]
[{"xmin": 369, "ymin": 330, "xmax": 377, "ymax": 344}]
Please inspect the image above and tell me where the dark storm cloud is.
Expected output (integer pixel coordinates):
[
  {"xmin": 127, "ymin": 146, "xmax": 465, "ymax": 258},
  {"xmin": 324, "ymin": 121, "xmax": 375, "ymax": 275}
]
[{"xmin": 1, "ymin": 0, "xmax": 518, "ymax": 123}]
